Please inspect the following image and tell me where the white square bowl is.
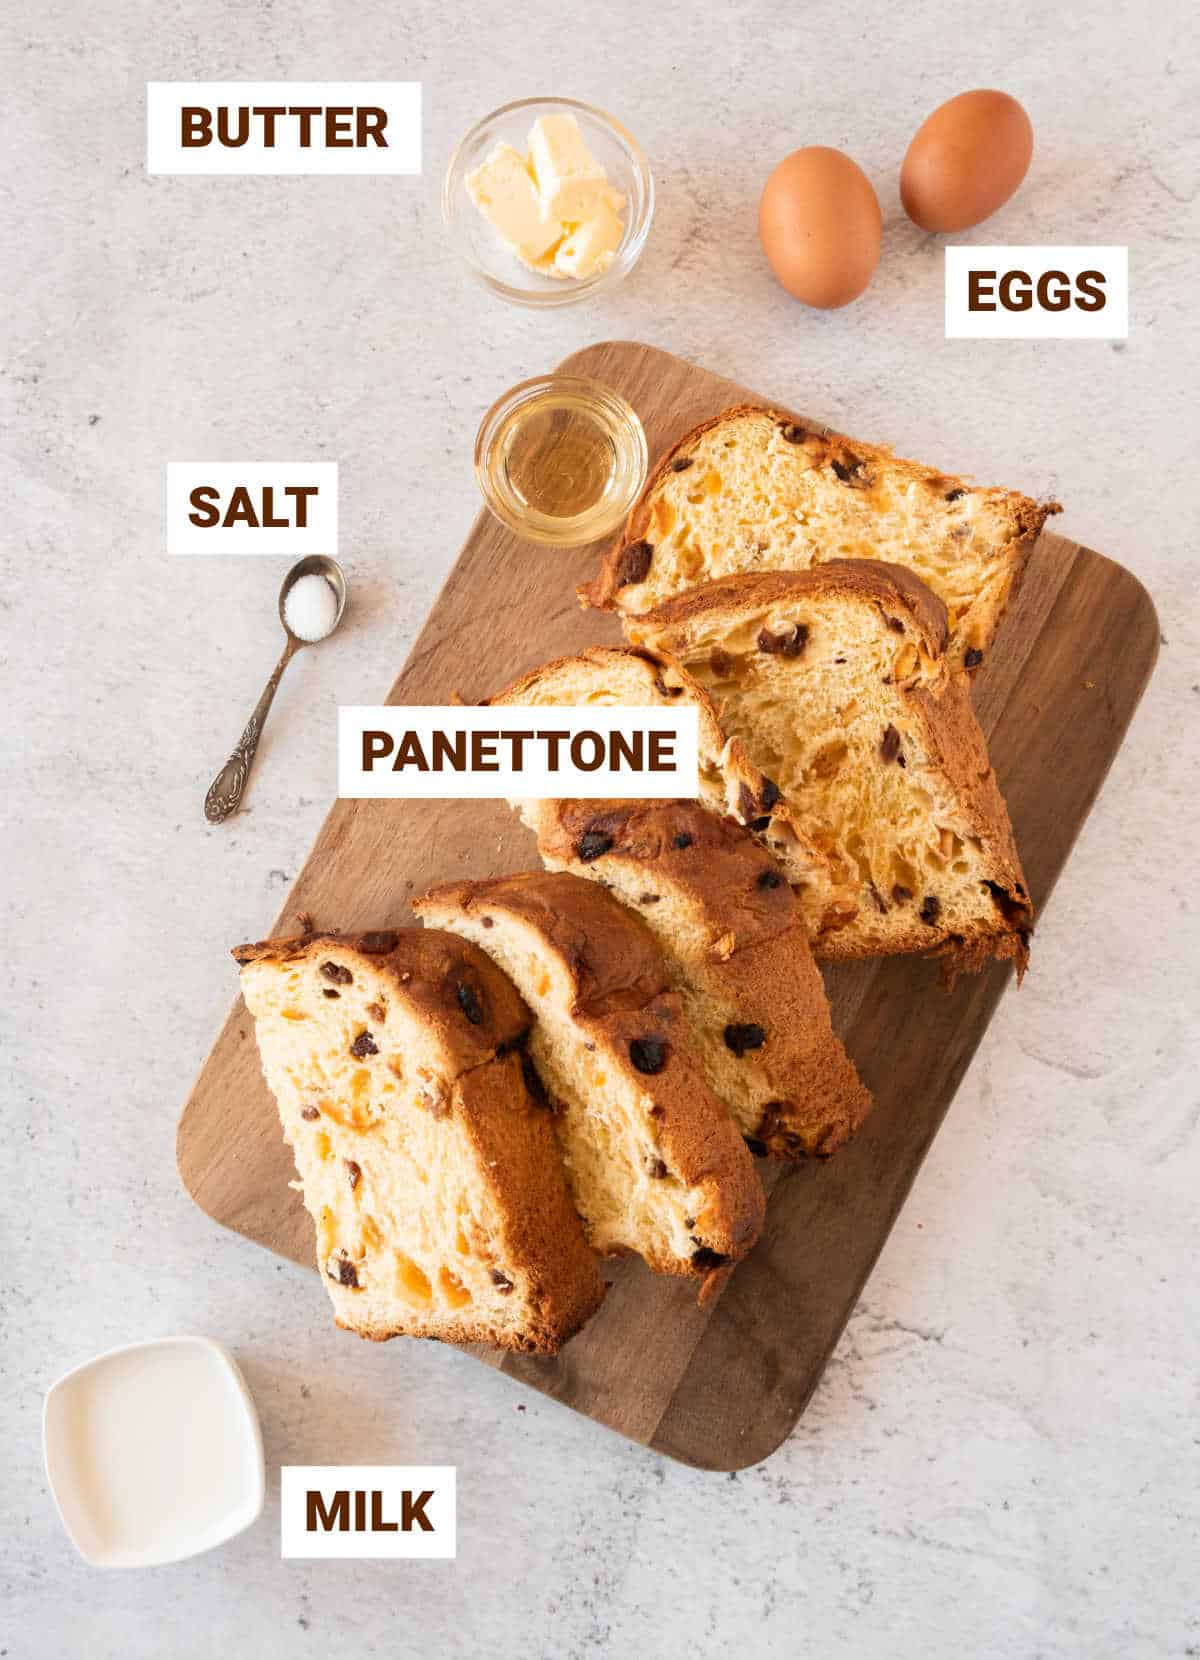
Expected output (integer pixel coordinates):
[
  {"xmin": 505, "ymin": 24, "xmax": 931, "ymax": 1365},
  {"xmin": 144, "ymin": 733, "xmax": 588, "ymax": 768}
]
[{"xmin": 43, "ymin": 1335, "xmax": 265, "ymax": 1568}]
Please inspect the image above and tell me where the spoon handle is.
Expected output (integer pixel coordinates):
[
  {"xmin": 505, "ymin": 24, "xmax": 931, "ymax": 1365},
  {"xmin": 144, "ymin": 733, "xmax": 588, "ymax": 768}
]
[{"xmin": 204, "ymin": 639, "xmax": 300, "ymax": 824}]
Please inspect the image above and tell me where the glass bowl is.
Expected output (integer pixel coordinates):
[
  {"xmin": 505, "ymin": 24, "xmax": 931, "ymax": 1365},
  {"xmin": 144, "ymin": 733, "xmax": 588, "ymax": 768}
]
[
  {"xmin": 475, "ymin": 374, "xmax": 648, "ymax": 545},
  {"xmin": 443, "ymin": 97, "xmax": 654, "ymax": 307}
]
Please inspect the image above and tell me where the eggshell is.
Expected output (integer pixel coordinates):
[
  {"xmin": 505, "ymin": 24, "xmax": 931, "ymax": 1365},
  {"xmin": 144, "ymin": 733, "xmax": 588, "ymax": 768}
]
[
  {"xmin": 901, "ymin": 89, "xmax": 1033, "ymax": 233},
  {"xmin": 759, "ymin": 146, "xmax": 882, "ymax": 309}
]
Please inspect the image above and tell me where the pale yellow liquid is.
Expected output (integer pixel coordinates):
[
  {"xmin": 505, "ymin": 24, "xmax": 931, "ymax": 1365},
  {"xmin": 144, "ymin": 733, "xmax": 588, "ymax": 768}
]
[{"xmin": 491, "ymin": 392, "xmax": 620, "ymax": 523}]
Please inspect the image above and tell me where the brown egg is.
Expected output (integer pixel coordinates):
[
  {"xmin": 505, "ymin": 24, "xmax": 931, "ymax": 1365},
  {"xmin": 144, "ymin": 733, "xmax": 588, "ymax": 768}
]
[
  {"xmin": 759, "ymin": 146, "xmax": 882, "ymax": 309},
  {"xmin": 901, "ymin": 90, "xmax": 1033, "ymax": 233}
]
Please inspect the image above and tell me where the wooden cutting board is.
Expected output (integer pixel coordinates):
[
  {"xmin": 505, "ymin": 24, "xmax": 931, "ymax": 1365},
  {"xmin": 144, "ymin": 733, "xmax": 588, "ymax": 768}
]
[{"xmin": 177, "ymin": 340, "xmax": 1158, "ymax": 1470}]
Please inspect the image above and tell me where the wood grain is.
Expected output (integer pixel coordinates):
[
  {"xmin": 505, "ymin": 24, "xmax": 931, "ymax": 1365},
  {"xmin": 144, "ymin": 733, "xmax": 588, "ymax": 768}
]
[{"xmin": 177, "ymin": 341, "xmax": 1159, "ymax": 1470}]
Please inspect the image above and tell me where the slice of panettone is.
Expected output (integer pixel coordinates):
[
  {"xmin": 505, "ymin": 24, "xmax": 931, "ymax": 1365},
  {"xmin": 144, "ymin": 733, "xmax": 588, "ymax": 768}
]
[{"xmin": 235, "ymin": 926, "xmax": 604, "ymax": 1354}]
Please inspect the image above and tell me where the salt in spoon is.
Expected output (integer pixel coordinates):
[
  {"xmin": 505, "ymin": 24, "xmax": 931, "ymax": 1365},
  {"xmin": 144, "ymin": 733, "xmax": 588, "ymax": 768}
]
[{"xmin": 204, "ymin": 554, "xmax": 347, "ymax": 824}]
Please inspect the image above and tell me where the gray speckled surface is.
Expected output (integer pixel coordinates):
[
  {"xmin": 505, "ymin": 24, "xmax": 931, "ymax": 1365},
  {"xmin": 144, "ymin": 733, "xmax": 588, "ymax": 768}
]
[{"xmin": 3, "ymin": 1, "xmax": 1197, "ymax": 1655}]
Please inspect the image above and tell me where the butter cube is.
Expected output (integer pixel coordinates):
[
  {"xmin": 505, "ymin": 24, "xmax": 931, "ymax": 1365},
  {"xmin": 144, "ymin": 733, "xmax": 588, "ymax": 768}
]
[
  {"xmin": 553, "ymin": 197, "xmax": 625, "ymax": 280},
  {"xmin": 528, "ymin": 114, "xmax": 609, "ymax": 224},
  {"xmin": 466, "ymin": 142, "xmax": 563, "ymax": 263}
]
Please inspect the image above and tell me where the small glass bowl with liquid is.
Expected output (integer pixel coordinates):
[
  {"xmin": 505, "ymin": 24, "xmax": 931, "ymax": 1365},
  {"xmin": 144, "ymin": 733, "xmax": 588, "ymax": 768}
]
[{"xmin": 475, "ymin": 375, "xmax": 648, "ymax": 546}]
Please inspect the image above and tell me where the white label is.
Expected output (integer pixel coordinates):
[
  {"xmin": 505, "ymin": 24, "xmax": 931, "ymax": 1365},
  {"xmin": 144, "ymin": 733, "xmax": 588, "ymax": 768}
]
[
  {"xmin": 280, "ymin": 1466, "xmax": 455, "ymax": 1559},
  {"xmin": 166, "ymin": 462, "xmax": 338, "ymax": 555},
  {"xmin": 338, "ymin": 706, "xmax": 701, "ymax": 800},
  {"xmin": 147, "ymin": 83, "xmax": 421, "ymax": 174},
  {"xmin": 945, "ymin": 246, "xmax": 1128, "ymax": 339}
]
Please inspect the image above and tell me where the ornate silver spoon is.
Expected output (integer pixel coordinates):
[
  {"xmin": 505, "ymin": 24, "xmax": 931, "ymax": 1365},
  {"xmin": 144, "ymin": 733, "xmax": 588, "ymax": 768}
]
[{"xmin": 204, "ymin": 555, "xmax": 347, "ymax": 824}]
